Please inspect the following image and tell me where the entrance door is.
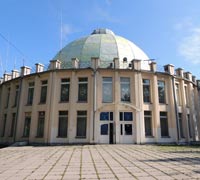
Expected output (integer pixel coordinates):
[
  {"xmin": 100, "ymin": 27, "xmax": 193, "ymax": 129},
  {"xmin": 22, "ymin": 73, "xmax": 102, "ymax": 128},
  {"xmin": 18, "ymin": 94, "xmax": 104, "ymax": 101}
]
[{"xmin": 99, "ymin": 112, "xmax": 114, "ymax": 144}]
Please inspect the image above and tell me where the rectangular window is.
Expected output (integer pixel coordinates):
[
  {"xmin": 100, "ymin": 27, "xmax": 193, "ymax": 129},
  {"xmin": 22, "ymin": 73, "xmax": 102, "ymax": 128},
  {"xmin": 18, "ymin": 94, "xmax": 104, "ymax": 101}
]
[
  {"xmin": 185, "ymin": 86, "xmax": 189, "ymax": 106},
  {"xmin": 160, "ymin": 112, "xmax": 169, "ymax": 137},
  {"xmin": 158, "ymin": 80, "xmax": 165, "ymax": 103},
  {"xmin": 40, "ymin": 80, "xmax": 48, "ymax": 104},
  {"xmin": 10, "ymin": 113, "xmax": 16, "ymax": 137},
  {"xmin": 187, "ymin": 114, "xmax": 192, "ymax": 138},
  {"xmin": 78, "ymin": 78, "xmax": 88, "ymax": 102},
  {"xmin": 60, "ymin": 78, "xmax": 70, "ymax": 102},
  {"xmin": 175, "ymin": 84, "xmax": 181, "ymax": 106},
  {"xmin": 120, "ymin": 77, "xmax": 130, "ymax": 102},
  {"xmin": 37, "ymin": 112, "xmax": 45, "ymax": 137},
  {"xmin": 27, "ymin": 82, "xmax": 34, "ymax": 105},
  {"xmin": 100, "ymin": 112, "xmax": 113, "ymax": 121},
  {"xmin": 143, "ymin": 79, "xmax": 151, "ymax": 103},
  {"xmin": 14, "ymin": 85, "xmax": 19, "ymax": 107},
  {"xmin": 76, "ymin": 111, "xmax": 87, "ymax": 138},
  {"xmin": 1, "ymin": 114, "xmax": 7, "ymax": 137},
  {"xmin": 120, "ymin": 112, "xmax": 133, "ymax": 121},
  {"xmin": 178, "ymin": 113, "xmax": 184, "ymax": 138},
  {"xmin": 6, "ymin": 87, "xmax": 10, "ymax": 108},
  {"xmin": 58, "ymin": 111, "xmax": 68, "ymax": 137},
  {"xmin": 102, "ymin": 77, "xmax": 113, "ymax": 103},
  {"xmin": 23, "ymin": 113, "xmax": 31, "ymax": 137},
  {"xmin": 144, "ymin": 111, "xmax": 152, "ymax": 136}
]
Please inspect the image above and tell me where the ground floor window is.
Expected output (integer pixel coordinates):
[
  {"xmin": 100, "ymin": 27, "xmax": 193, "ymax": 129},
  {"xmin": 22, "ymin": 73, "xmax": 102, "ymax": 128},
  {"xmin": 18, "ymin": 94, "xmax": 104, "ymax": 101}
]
[
  {"xmin": 144, "ymin": 111, "xmax": 152, "ymax": 137},
  {"xmin": 187, "ymin": 114, "xmax": 192, "ymax": 138},
  {"xmin": 23, "ymin": 113, "xmax": 31, "ymax": 137},
  {"xmin": 1, "ymin": 114, "xmax": 7, "ymax": 137},
  {"xmin": 160, "ymin": 112, "xmax": 169, "ymax": 137},
  {"xmin": 10, "ymin": 113, "xmax": 16, "ymax": 137},
  {"xmin": 58, "ymin": 111, "xmax": 68, "ymax": 137},
  {"xmin": 76, "ymin": 111, "xmax": 87, "ymax": 138},
  {"xmin": 37, "ymin": 111, "xmax": 45, "ymax": 137},
  {"xmin": 178, "ymin": 113, "xmax": 184, "ymax": 138}
]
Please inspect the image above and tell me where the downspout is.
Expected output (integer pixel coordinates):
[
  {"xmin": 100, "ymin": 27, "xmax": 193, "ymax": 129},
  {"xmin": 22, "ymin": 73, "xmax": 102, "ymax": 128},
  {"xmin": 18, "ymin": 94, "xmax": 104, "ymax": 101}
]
[
  {"xmin": 13, "ymin": 77, "xmax": 23, "ymax": 143},
  {"xmin": 172, "ymin": 75, "xmax": 180, "ymax": 143},
  {"xmin": 92, "ymin": 69, "xmax": 97, "ymax": 142}
]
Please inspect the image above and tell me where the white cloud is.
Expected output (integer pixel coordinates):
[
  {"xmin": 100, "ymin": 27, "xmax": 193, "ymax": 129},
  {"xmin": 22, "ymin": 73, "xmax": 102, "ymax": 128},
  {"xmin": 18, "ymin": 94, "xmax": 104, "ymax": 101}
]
[
  {"xmin": 176, "ymin": 19, "xmax": 200, "ymax": 64},
  {"xmin": 61, "ymin": 24, "xmax": 73, "ymax": 40}
]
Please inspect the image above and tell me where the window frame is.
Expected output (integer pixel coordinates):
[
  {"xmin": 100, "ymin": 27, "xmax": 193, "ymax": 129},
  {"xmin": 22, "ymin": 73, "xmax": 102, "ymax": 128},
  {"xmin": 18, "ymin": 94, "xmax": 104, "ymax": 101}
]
[{"xmin": 78, "ymin": 78, "xmax": 88, "ymax": 102}]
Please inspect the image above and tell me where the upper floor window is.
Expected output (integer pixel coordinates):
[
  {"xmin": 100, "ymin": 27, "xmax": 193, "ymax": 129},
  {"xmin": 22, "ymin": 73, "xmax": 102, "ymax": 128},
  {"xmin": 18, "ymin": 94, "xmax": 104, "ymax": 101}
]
[
  {"xmin": 184, "ymin": 86, "xmax": 189, "ymax": 107},
  {"xmin": 120, "ymin": 77, "xmax": 130, "ymax": 102},
  {"xmin": 27, "ymin": 82, "xmax": 34, "ymax": 105},
  {"xmin": 60, "ymin": 78, "xmax": 70, "ymax": 102},
  {"xmin": 14, "ymin": 85, "xmax": 19, "ymax": 107},
  {"xmin": 5, "ymin": 87, "xmax": 10, "ymax": 108},
  {"xmin": 158, "ymin": 80, "xmax": 165, "ymax": 104},
  {"xmin": 143, "ymin": 79, "xmax": 151, "ymax": 103},
  {"xmin": 40, "ymin": 80, "xmax": 48, "ymax": 104},
  {"xmin": 78, "ymin": 78, "xmax": 88, "ymax": 102},
  {"xmin": 102, "ymin": 77, "xmax": 113, "ymax": 103},
  {"xmin": 175, "ymin": 84, "xmax": 181, "ymax": 106}
]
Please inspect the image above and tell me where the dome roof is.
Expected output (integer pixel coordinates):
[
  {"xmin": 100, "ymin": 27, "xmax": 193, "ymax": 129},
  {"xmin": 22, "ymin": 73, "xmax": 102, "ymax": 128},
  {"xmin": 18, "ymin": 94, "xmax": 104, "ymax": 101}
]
[{"xmin": 54, "ymin": 28, "xmax": 150, "ymax": 69}]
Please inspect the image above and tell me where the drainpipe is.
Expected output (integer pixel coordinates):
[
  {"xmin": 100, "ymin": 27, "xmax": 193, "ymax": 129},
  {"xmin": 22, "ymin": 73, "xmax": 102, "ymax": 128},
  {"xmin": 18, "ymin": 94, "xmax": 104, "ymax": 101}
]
[
  {"xmin": 172, "ymin": 76, "xmax": 180, "ymax": 143},
  {"xmin": 13, "ymin": 77, "xmax": 23, "ymax": 143},
  {"xmin": 92, "ymin": 69, "xmax": 97, "ymax": 142}
]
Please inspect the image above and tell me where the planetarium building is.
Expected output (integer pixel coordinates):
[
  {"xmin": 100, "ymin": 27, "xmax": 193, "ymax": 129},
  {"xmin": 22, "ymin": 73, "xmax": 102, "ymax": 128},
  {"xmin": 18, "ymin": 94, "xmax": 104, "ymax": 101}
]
[{"xmin": 0, "ymin": 28, "xmax": 200, "ymax": 145}]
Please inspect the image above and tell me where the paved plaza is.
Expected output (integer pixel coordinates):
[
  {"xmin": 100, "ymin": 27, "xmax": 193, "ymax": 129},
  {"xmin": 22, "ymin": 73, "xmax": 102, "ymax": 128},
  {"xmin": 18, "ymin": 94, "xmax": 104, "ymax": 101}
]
[{"xmin": 0, "ymin": 145, "xmax": 200, "ymax": 180}]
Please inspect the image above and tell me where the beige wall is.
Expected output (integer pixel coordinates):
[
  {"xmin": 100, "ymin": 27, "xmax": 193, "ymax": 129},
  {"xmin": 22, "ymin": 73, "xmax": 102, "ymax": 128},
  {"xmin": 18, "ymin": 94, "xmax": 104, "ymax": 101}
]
[{"xmin": 0, "ymin": 63, "xmax": 200, "ymax": 145}]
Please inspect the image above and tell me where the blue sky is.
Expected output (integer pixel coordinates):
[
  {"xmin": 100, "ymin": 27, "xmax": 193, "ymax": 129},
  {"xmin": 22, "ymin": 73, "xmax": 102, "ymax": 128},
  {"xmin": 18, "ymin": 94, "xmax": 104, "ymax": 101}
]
[{"xmin": 0, "ymin": 0, "xmax": 200, "ymax": 78}]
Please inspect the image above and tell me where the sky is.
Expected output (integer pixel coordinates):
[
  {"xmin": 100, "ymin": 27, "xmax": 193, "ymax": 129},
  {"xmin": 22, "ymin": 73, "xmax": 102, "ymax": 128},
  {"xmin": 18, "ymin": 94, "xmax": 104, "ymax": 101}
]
[{"xmin": 0, "ymin": 0, "xmax": 200, "ymax": 78}]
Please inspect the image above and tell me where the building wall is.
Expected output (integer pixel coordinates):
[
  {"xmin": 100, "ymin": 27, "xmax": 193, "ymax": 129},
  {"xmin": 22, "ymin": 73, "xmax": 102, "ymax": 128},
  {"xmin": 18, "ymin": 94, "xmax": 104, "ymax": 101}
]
[{"xmin": 0, "ymin": 61, "xmax": 200, "ymax": 145}]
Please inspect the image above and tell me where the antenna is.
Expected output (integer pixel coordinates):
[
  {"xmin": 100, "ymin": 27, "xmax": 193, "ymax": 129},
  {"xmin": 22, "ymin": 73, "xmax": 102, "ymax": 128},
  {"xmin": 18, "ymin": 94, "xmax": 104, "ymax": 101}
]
[{"xmin": 60, "ymin": 2, "xmax": 63, "ymax": 50}]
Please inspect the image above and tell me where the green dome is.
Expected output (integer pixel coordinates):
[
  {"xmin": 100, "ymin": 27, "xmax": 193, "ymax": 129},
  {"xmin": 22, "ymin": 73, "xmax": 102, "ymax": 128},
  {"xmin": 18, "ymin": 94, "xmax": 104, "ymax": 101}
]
[{"xmin": 54, "ymin": 28, "xmax": 149, "ymax": 69}]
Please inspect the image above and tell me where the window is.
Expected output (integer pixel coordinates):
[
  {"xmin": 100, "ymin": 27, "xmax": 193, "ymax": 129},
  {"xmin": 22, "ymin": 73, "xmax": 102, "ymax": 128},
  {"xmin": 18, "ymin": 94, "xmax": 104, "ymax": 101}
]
[
  {"xmin": 60, "ymin": 78, "xmax": 70, "ymax": 102},
  {"xmin": 100, "ymin": 112, "xmax": 113, "ymax": 121},
  {"xmin": 27, "ymin": 82, "xmax": 34, "ymax": 105},
  {"xmin": 10, "ymin": 113, "xmax": 16, "ymax": 137},
  {"xmin": 58, "ymin": 111, "xmax": 68, "ymax": 137},
  {"xmin": 187, "ymin": 114, "xmax": 192, "ymax": 138},
  {"xmin": 101, "ymin": 124, "xmax": 108, "ymax": 135},
  {"xmin": 76, "ymin": 111, "xmax": 87, "ymax": 138},
  {"xmin": 102, "ymin": 77, "xmax": 113, "ymax": 103},
  {"xmin": 78, "ymin": 78, "xmax": 88, "ymax": 102},
  {"xmin": 40, "ymin": 80, "xmax": 48, "ymax": 104},
  {"xmin": 158, "ymin": 81, "xmax": 165, "ymax": 103},
  {"xmin": 37, "ymin": 112, "xmax": 45, "ymax": 137},
  {"xmin": 143, "ymin": 79, "xmax": 151, "ymax": 103},
  {"xmin": 160, "ymin": 112, "xmax": 169, "ymax": 137},
  {"xmin": 184, "ymin": 86, "xmax": 189, "ymax": 106},
  {"xmin": 120, "ymin": 77, "xmax": 130, "ymax": 102},
  {"xmin": 175, "ymin": 84, "xmax": 181, "ymax": 106},
  {"xmin": 14, "ymin": 85, "xmax": 19, "ymax": 107},
  {"xmin": 6, "ymin": 87, "xmax": 10, "ymax": 108},
  {"xmin": 23, "ymin": 113, "xmax": 31, "ymax": 137},
  {"xmin": 120, "ymin": 112, "xmax": 133, "ymax": 121},
  {"xmin": 178, "ymin": 113, "xmax": 184, "ymax": 138},
  {"xmin": 120, "ymin": 112, "xmax": 133, "ymax": 135},
  {"xmin": 144, "ymin": 111, "xmax": 152, "ymax": 136},
  {"xmin": 1, "ymin": 114, "xmax": 7, "ymax": 137}
]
